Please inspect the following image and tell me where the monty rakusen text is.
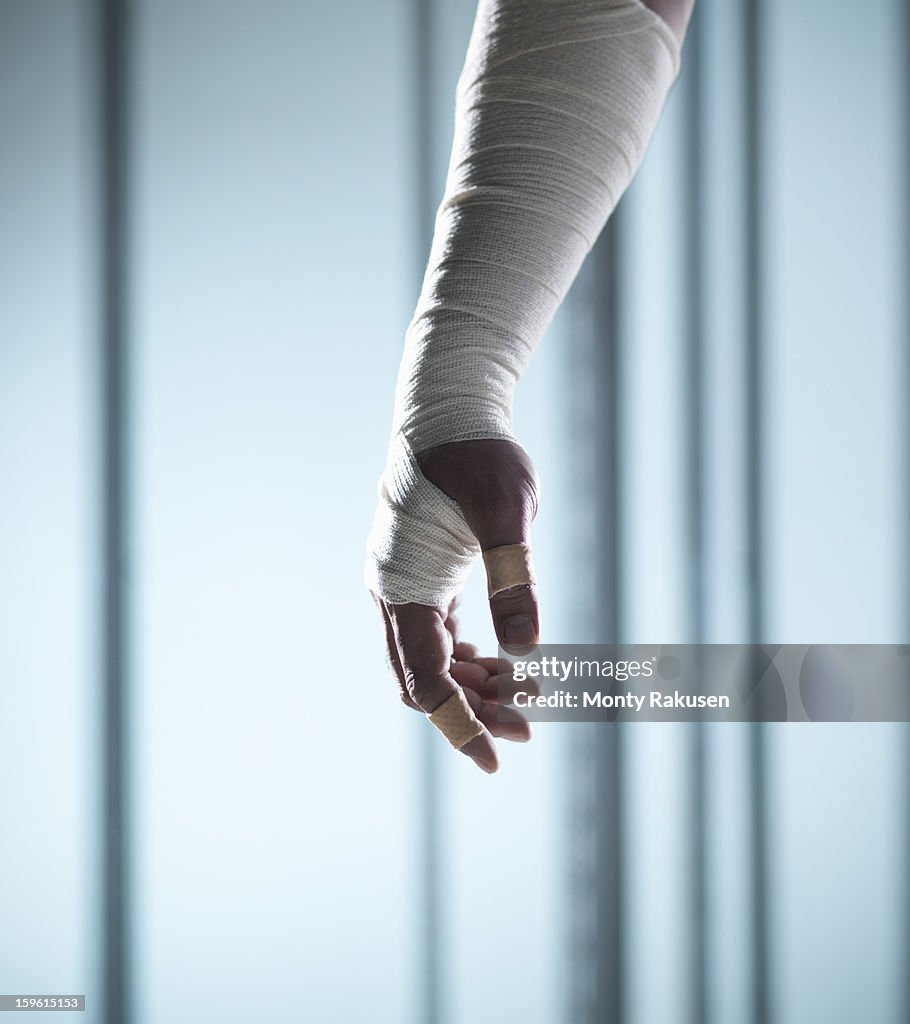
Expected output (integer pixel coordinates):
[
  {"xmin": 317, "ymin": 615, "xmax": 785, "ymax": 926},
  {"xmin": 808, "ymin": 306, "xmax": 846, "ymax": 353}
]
[{"xmin": 507, "ymin": 656, "xmax": 731, "ymax": 712}]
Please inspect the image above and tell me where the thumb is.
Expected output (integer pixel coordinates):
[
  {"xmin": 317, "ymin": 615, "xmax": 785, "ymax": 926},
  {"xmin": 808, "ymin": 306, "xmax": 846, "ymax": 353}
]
[
  {"xmin": 417, "ymin": 438, "xmax": 540, "ymax": 653},
  {"xmin": 483, "ymin": 543, "xmax": 540, "ymax": 653}
]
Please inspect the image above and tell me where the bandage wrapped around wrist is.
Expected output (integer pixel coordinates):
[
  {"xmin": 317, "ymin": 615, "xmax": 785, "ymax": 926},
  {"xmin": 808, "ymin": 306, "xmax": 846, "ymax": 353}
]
[{"xmin": 366, "ymin": 0, "xmax": 681, "ymax": 608}]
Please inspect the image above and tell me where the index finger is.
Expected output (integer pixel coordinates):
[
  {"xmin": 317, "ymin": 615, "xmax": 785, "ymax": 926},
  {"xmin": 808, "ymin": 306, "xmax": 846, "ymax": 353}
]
[{"xmin": 387, "ymin": 601, "xmax": 500, "ymax": 774}]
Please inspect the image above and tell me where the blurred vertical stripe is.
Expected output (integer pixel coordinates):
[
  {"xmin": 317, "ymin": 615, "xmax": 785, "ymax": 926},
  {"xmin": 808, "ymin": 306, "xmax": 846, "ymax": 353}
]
[{"xmin": 98, "ymin": 0, "xmax": 132, "ymax": 1020}]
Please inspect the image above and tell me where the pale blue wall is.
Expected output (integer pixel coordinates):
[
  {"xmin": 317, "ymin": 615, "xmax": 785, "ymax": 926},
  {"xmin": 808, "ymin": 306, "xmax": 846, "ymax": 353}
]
[{"xmin": 130, "ymin": 1, "xmax": 418, "ymax": 1021}]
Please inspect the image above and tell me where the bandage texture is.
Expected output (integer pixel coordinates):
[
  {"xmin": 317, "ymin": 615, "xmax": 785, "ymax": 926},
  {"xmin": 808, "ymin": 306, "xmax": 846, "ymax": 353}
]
[
  {"xmin": 367, "ymin": 0, "xmax": 680, "ymax": 607},
  {"xmin": 427, "ymin": 689, "xmax": 485, "ymax": 749},
  {"xmin": 483, "ymin": 543, "xmax": 537, "ymax": 597}
]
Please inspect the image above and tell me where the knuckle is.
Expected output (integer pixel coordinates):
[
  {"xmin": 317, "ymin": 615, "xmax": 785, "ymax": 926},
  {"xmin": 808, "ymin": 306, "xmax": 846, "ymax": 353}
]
[
  {"xmin": 398, "ymin": 637, "xmax": 447, "ymax": 678},
  {"xmin": 491, "ymin": 583, "xmax": 538, "ymax": 615},
  {"xmin": 405, "ymin": 672, "xmax": 446, "ymax": 711},
  {"xmin": 398, "ymin": 686, "xmax": 420, "ymax": 711}
]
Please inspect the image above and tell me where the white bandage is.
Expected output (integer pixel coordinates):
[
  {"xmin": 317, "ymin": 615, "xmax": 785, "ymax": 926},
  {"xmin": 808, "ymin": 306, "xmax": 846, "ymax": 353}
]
[{"xmin": 366, "ymin": 0, "xmax": 681, "ymax": 608}]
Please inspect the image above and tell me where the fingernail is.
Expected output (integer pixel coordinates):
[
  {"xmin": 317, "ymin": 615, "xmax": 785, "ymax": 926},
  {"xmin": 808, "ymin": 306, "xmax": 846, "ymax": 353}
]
[{"xmin": 503, "ymin": 615, "xmax": 536, "ymax": 646}]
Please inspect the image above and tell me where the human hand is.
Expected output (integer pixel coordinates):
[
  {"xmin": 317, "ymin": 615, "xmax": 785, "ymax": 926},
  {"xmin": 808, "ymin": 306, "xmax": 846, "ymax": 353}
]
[{"xmin": 373, "ymin": 439, "xmax": 541, "ymax": 774}]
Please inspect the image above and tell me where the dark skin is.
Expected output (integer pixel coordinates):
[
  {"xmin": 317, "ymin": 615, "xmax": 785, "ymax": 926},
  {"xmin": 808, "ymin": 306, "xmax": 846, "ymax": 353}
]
[
  {"xmin": 642, "ymin": 0, "xmax": 694, "ymax": 42},
  {"xmin": 374, "ymin": 0, "xmax": 695, "ymax": 774}
]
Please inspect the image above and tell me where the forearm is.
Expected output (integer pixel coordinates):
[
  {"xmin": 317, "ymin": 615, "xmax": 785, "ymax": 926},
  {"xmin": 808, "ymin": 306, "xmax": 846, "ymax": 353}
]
[
  {"xmin": 392, "ymin": 0, "xmax": 681, "ymax": 454},
  {"xmin": 368, "ymin": 0, "xmax": 684, "ymax": 608}
]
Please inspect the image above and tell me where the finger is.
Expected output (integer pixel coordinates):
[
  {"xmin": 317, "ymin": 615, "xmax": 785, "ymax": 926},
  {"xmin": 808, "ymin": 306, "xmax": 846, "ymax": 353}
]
[
  {"xmin": 475, "ymin": 699, "xmax": 533, "ymax": 743},
  {"xmin": 389, "ymin": 602, "xmax": 500, "ymax": 774},
  {"xmin": 458, "ymin": 686, "xmax": 531, "ymax": 747},
  {"xmin": 471, "ymin": 656, "xmax": 541, "ymax": 700},
  {"xmin": 444, "ymin": 595, "xmax": 461, "ymax": 644},
  {"xmin": 490, "ymin": 581, "xmax": 540, "ymax": 655},
  {"xmin": 450, "ymin": 659, "xmax": 491, "ymax": 693},
  {"xmin": 480, "ymin": 536, "xmax": 540, "ymax": 655},
  {"xmin": 373, "ymin": 593, "xmax": 420, "ymax": 711},
  {"xmin": 472, "ymin": 656, "xmax": 503, "ymax": 674},
  {"xmin": 453, "ymin": 640, "xmax": 479, "ymax": 661},
  {"xmin": 450, "ymin": 660, "xmax": 540, "ymax": 704},
  {"xmin": 488, "ymin": 672, "xmax": 541, "ymax": 704}
]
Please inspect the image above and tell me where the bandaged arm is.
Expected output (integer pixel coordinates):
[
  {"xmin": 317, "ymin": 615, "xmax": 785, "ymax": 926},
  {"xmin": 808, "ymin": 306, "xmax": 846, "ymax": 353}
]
[{"xmin": 366, "ymin": 0, "xmax": 681, "ymax": 609}]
